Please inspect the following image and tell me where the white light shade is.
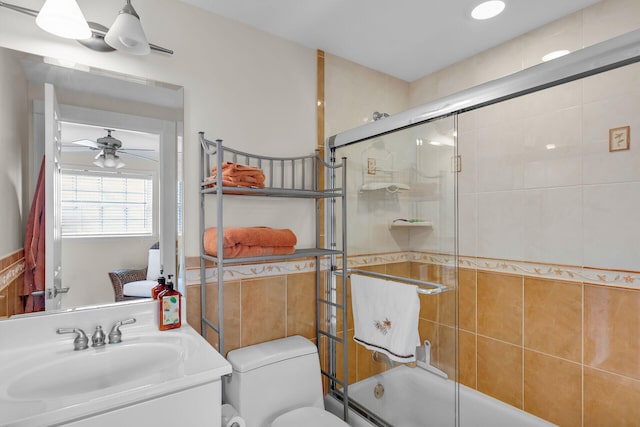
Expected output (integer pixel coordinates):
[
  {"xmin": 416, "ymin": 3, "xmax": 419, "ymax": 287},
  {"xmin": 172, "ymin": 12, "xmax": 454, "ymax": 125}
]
[
  {"xmin": 104, "ymin": 153, "xmax": 116, "ymax": 168},
  {"xmin": 105, "ymin": 4, "xmax": 150, "ymax": 55},
  {"xmin": 93, "ymin": 156, "xmax": 105, "ymax": 168},
  {"xmin": 114, "ymin": 156, "xmax": 126, "ymax": 169},
  {"xmin": 35, "ymin": 0, "xmax": 91, "ymax": 39},
  {"xmin": 471, "ymin": 1, "xmax": 505, "ymax": 20}
]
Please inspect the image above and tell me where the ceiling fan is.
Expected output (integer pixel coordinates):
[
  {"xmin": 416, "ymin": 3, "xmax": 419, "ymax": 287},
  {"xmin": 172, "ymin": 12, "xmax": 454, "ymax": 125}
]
[{"xmin": 71, "ymin": 129, "xmax": 155, "ymax": 168}]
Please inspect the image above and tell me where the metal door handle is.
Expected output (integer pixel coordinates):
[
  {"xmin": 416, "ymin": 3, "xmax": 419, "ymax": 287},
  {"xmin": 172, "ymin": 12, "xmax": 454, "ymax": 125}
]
[{"xmin": 44, "ymin": 287, "xmax": 70, "ymax": 299}]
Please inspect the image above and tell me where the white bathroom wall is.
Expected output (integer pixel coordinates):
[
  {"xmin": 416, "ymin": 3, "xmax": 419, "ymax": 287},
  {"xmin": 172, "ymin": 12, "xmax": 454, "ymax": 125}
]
[
  {"xmin": 0, "ymin": 0, "xmax": 317, "ymax": 258},
  {"xmin": 0, "ymin": 48, "xmax": 28, "ymax": 257}
]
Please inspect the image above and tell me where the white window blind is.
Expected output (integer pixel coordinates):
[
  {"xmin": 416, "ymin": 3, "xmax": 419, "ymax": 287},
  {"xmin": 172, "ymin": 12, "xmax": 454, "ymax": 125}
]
[{"xmin": 61, "ymin": 170, "xmax": 153, "ymax": 237}]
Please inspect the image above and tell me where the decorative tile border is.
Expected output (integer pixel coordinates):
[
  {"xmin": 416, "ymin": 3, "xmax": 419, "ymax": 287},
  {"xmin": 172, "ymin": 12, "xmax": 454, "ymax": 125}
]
[
  {"xmin": 185, "ymin": 251, "xmax": 640, "ymax": 290},
  {"xmin": 458, "ymin": 256, "xmax": 640, "ymax": 290},
  {"xmin": 186, "ymin": 258, "xmax": 322, "ymax": 284},
  {"xmin": 0, "ymin": 260, "xmax": 25, "ymax": 290}
]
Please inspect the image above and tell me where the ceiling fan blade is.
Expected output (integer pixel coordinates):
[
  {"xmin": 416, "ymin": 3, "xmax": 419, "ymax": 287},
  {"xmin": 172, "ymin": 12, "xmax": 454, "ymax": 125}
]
[
  {"xmin": 94, "ymin": 150, "xmax": 104, "ymax": 159},
  {"xmin": 72, "ymin": 139, "xmax": 102, "ymax": 149},
  {"xmin": 119, "ymin": 150, "xmax": 158, "ymax": 161}
]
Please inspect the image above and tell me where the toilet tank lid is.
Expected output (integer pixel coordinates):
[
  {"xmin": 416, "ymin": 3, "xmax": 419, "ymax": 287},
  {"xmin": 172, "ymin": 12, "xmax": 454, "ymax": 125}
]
[{"xmin": 227, "ymin": 336, "xmax": 318, "ymax": 373}]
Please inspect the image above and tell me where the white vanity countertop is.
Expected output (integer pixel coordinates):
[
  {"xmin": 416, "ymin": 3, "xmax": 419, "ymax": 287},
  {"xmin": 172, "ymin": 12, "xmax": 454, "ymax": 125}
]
[{"xmin": 0, "ymin": 299, "xmax": 231, "ymax": 427}]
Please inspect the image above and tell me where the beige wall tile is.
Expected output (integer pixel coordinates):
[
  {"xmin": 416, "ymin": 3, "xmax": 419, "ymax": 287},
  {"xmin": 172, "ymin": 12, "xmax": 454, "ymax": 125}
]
[
  {"xmin": 459, "ymin": 329, "xmax": 476, "ymax": 389},
  {"xmin": 585, "ymin": 285, "xmax": 640, "ymax": 380},
  {"xmin": 437, "ymin": 324, "xmax": 456, "ymax": 379},
  {"xmin": 286, "ymin": 272, "xmax": 316, "ymax": 340},
  {"xmin": 584, "ymin": 367, "xmax": 640, "ymax": 427},
  {"xmin": 524, "ymin": 277, "xmax": 582, "ymax": 362},
  {"xmin": 438, "ymin": 287, "xmax": 456, "ymax": 327},
  {"xmin": 477, "ymin": 271, "xmax": 523, "ymax": 345},
  {"xmin": 185, "ymin": 281, "xmax": 241, "ymax": 354},
  {"xmin": 521, "ymin": 12, "xmax": 583, "ymax": 70},
  {"xmin": 477, "ymin": 336, "xmax": 523, "ymax": 409},
  {"xmin": 325, "ymin": 53, "xmax": 409, "ymax": 137},
  {"xmin": 524, "ymin": 350, "xmax": 582, "ymax": 427},
  {"xmin": 419, "ymin": 319, "xmax": 438, "ymax": 366},
  {"xmin": 356, "ymin": 344, "xmax": 387, "ymax": 382},
  {"xmin": 459, "ymin": 268, "xmax": 477, "ymax": 333},
  {"xmin": 385, "ymin": 261, "xmax": 411, "ymax": 278},
  {"xmin": 582, "ymin": 0, "xmax": 640, "ymax": 48},
  {"xmin": 241, "ymin": 276, "xmax": 286, "ymax": 347},
  {"xmin": 185, "ymin": 283, "xmax": 201, "ymax": 332}
]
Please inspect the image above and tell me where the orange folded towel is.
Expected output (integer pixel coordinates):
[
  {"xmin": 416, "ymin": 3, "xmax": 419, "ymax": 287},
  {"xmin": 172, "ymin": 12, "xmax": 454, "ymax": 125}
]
[
  {"xmin": 209, "ymin": 162, "xmax": 266, "ymax": 188},
  {"xmin": 203, "ymin": 227, "xmax": 297, "ymax": 258},
  {"xmin": 213, "ymin": 244, "xmax": 295, "ymax": 258},
  {"xmin": 204, "ymin": 175, "xmax": 260, "ymax": 188}
]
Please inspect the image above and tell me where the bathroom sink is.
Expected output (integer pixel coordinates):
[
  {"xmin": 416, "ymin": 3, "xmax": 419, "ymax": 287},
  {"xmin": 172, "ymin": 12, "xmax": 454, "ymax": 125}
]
[
  {"xmin": 0, "ymin": 300, "xmax": 231, "ymax": 427},
  {"xmin": 6, "ymin": 341, "xmax": 183, "ymax": 400}
]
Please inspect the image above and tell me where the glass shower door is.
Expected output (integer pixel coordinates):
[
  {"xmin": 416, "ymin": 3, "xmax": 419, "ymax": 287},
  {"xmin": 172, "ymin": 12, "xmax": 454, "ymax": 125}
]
[{"xmin": 330, "ymin": 115, "xmax": 458, "ymax": 427}]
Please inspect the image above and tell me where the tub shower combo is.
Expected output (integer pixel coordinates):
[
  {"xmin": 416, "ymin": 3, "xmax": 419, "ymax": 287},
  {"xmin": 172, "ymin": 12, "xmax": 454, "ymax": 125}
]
[{"xmin": 321, "ymin": 29, "xmax": 640, "ymax": 427}]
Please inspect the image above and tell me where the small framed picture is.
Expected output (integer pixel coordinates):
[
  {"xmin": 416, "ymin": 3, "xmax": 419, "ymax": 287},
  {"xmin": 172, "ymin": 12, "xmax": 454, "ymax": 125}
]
[{"xmin": 609, "ymin": 126, "xmax": 630, "ymax": 152}]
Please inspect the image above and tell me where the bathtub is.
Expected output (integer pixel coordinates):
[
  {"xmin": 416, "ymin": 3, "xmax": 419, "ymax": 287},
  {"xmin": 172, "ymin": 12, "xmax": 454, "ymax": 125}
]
[{"xmin": 325, "ymin": 365, "xmax": 556, "ymax": 427}]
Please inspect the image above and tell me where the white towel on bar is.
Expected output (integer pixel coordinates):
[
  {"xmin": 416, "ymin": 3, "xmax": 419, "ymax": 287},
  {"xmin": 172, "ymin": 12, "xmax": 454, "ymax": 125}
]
[{"xmin": 350, "ymin": 274, "xmax": 421, "ymax": 363}]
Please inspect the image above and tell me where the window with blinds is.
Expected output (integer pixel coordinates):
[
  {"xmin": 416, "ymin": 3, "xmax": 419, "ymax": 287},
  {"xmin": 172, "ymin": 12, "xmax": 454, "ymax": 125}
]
[{"xmin": 61, "ymin": 170, "xmax": 154, "ymax": 237}]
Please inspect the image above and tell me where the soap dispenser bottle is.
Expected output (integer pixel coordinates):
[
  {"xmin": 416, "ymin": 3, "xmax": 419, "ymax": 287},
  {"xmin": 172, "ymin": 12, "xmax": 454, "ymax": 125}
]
[
  {"xmin": 158, "ymin": 274, "xmax": 181, "ymax": 331},
  {"xmin": 151, "ymin": 270, "xmax": 167, "ymax": 299}
]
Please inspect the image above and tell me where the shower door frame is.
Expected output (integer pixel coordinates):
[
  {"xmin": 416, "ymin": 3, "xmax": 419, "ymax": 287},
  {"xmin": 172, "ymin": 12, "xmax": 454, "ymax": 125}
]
[{"xmin": 329, "ymin": 28, "xmax": 640, "ymax": 151}]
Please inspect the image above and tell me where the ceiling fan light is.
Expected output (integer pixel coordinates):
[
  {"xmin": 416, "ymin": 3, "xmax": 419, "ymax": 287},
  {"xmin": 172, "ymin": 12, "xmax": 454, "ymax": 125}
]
[
  {"xmin": 105, "ymin": 1, "xmax": 150, "ymax": 55},
  {"xmin": 114, "ymin": 156, "xmax": 126, "ymax": 169},
  {"xmin": 36, "ymin": 0, "xmax": 92, "ymax": 40},
  {"xmin": 93, "ymin": 155, "xmax": 105, "ymax": 168},
  {"xmin": 104, "ymin": 153, "xmax": 117, "ymax": 168}
]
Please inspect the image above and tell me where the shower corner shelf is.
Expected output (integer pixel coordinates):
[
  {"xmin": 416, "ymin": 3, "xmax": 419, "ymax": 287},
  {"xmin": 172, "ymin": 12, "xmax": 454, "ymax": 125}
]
[{"xmin": 388, "ymin": 220, "xmax": 433, "ymax": 230}]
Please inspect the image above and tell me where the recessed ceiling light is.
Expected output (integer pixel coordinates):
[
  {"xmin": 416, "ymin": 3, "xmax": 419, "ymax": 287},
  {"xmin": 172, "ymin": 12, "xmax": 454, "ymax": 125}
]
[
  {"xmin": 471, "ymin": 1, "xmax": 506, "ymax": 20},
  {"xmin": 542, "ymin": 50, "xmax": 571, "ymax": 62}
]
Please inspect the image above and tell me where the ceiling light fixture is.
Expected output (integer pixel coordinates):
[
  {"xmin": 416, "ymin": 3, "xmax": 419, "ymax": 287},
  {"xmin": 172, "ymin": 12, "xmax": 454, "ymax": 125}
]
[
  {"xmin": 471, "ymin": 1, "xmax": 506, "ymax": 20},
  {"xmin": 0, "ymin": 0, "xmax": 172, "ymax": 54},
  {"xmin": 105, "ymin": 0, "xmax": 150, "ymax": 55},
  {"xmin": 35, "ymin": 0, "xmax": 91, "ymax": 39},
  {"xmin": 542, "ymin": 49, "xmax": 571, "ymax": 62},
  {"xmin": 94, "ymin": 148, "xmax": 125, "ymax": 169}
]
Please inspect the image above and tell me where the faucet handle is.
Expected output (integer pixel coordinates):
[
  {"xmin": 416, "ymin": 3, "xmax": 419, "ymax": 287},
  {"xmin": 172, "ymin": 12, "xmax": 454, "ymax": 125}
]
[
  {"xmin": 91, "ymin": 325, "xmax": 106, "ymax": 347},
  {"xmin": 108, "ymin": 318, "xmax": 136, "ymax": 344},
  {"xmin": 57, "ymin": 328, "xmax": 89, "ymax": 351}
]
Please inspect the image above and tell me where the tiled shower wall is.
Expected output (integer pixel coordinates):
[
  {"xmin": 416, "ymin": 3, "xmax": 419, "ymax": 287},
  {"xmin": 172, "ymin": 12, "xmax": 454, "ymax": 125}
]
[
  {"xmin": 333, "ymin": 255, "xmax": 640, "ymax": 427},
  {"xmin": 455, "ymin": 264, "xmax": 640, "ymax": 427},
  {"xmin": 447, "ymin": 15, "xmax": 640, "ymax": 425}
]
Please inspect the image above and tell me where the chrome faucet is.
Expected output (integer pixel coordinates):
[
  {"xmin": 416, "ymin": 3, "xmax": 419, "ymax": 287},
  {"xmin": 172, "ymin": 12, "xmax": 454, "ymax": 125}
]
[
  {"xmin": 108, "ymin": 318, "xmax": 136, "ymax": 344},
  {"xmin": 57, "ymin": 328, "xmax": 89, "ymax": 351},
  {"xmin": 91, "ymin": 325, "xmax": 106, "ymax": 347}
]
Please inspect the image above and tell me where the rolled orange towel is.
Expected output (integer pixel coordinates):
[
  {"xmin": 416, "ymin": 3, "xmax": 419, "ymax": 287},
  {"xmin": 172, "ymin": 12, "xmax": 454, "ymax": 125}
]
[{"xmin": 203, "ymin": 227, "xmax": 297, "ymax": 257}]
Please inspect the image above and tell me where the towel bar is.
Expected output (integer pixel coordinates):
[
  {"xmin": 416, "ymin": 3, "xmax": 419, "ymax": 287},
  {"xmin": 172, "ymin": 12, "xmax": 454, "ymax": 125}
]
[{"xmin": 333, "ymin": 268, "xmax": 447, "ymax": 295}]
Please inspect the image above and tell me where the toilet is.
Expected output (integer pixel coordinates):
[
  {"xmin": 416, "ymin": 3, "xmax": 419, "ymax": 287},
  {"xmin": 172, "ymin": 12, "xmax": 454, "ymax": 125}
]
[{"xmin": 224, "ymin": 335, "xmax": 349, "ymax": 427}]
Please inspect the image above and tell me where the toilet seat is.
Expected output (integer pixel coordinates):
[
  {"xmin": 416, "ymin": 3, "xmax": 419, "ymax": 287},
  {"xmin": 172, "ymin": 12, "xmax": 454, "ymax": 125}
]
[{"xmin": 271, "ymin": 407, "xmax": 348, "ymax": 427}]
